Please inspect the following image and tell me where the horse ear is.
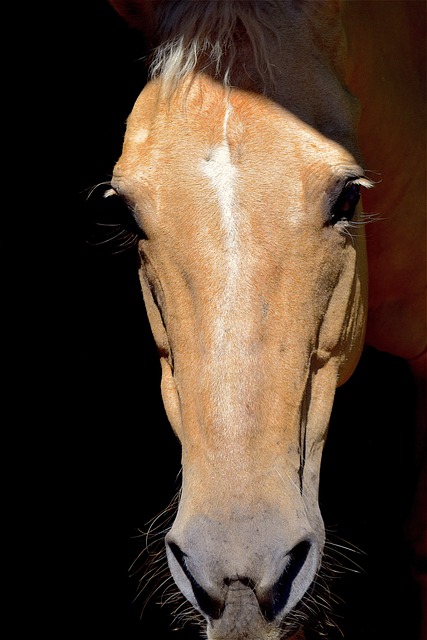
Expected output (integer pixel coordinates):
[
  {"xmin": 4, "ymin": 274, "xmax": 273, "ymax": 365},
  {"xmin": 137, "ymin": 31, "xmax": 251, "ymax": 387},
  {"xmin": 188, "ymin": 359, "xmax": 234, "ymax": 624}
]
[{"xmin": 108, "ymin": 0, "xmax": 160, "ymax": 38}]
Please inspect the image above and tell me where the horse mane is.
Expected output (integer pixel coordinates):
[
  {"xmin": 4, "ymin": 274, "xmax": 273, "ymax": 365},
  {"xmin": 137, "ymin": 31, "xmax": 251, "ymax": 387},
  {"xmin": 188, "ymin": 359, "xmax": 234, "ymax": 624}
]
[{"xmin": 149, "ymin": 0, "xmax": 283, "ymax": 94}]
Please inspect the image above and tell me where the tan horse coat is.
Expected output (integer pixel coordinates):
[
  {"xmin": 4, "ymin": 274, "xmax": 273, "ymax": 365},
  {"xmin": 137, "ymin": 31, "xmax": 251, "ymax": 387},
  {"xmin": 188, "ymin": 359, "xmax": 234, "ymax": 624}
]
[{"xmin": 107, "ymin": 1, "xmax": 426, "ymax": 638}]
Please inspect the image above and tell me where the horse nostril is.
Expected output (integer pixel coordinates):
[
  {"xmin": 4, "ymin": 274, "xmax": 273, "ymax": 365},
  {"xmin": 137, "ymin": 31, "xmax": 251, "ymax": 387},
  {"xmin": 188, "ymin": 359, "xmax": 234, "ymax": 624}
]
[
  {"xmin": 258, "ymin": 539, "xmax": 313, "ymax": 622},
  {"xmin": 167, "ymin": 541, "xmax": 225, "ymax": 619}
]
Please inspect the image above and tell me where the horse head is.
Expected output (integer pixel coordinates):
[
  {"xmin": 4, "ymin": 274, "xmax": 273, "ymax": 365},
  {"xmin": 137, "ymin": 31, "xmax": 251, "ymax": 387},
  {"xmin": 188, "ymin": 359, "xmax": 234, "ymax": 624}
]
[{"xmin": 107, "ymin": 1, "xmax": 380, "ymax": 638}]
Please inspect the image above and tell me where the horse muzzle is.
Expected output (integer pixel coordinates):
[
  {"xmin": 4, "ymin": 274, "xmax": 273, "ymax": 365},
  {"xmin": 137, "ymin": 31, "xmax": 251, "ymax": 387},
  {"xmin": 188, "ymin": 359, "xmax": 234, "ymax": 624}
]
[{"xmin": 165, "ymin": 507, "xmax": 323, "ymax": 639}]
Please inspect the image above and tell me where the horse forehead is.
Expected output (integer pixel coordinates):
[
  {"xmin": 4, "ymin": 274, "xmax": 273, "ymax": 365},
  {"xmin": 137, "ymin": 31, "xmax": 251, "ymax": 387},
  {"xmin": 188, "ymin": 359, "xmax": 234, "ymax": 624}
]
[{"xmin": 123, "ymin": 75, "xmax": 351, "ymax": 174}]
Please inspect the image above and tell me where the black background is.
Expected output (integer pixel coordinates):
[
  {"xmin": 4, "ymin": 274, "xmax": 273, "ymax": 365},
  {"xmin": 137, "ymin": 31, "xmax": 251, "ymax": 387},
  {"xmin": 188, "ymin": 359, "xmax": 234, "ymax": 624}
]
[{"xmin": 27, "ymin": 1, "xmax": 421, "ymax": 638}]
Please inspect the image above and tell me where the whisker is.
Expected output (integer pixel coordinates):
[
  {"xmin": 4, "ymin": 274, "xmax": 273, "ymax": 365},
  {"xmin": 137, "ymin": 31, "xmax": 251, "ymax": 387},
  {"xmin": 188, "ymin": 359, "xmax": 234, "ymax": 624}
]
[{"xmin": 127, "ymin": 487, "xmax": 203, "ymax": 633}]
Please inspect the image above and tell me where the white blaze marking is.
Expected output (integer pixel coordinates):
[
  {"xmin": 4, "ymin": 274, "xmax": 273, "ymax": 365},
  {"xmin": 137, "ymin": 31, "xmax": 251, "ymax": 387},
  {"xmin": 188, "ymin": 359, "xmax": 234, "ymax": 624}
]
[
  {"xmin": 200, "ymin": 100, "xmax": 245, "ymax": 429},
  {"xmin": 201, "ymin": 99, "xmax": 240, "ymax": 367},
  {"xmin": 202, "ymin": 104, "xmax": 238, "ymax": 249},
  {"xmin": 200, "ymin": 100, "xmax": 254, "ymax": 438}
]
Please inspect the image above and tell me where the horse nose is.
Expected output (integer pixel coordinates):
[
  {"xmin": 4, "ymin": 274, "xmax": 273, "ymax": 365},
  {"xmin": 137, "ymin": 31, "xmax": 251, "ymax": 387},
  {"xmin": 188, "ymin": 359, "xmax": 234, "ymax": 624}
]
[
  {"xmin": 165, "ymin": 532, "xmax": 316, "ymax": 623},
  {"xmin": 166, "ymin": 540, "xmax": 225, "ymax": 619},
  {"xmin": 256, "ymin": 539, "xmax": 313, "ymax": 621}
]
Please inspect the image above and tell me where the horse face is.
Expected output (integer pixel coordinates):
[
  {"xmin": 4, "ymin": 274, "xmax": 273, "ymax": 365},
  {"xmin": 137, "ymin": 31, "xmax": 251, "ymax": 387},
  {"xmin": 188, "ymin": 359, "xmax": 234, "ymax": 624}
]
[{"xmin": 112, "ymin": 74, "xmax": 368, "ymax": 638}]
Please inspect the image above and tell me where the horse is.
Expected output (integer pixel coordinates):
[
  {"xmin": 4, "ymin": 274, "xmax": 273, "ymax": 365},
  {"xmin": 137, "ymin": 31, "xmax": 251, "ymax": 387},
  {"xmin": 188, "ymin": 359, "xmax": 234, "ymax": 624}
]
[{"xmin": 98, "ymin": 1, "xmax": 426, "ymax": 638}]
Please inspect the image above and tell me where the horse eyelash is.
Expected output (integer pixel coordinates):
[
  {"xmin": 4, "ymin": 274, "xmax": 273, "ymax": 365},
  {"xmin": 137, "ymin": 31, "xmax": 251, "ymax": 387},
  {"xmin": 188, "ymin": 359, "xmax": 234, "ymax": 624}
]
[
  {"xmin": 351, "ymin": 176, "xmax": 375, "ymax": 190},
  {"xmin": 84, "ymin": 183, "xmax": 142, "ymax": 254},
  {"xmin": 326, "ymin": 176, "xmax": 378, "ymax": 240},
  {"xmin": 346, "ymin": 176, "xmax": 381, "ymax": 230}
]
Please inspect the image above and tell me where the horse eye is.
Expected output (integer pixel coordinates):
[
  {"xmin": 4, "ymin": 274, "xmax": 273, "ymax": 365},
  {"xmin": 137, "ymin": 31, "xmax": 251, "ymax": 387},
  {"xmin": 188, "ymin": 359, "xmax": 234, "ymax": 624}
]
[
  {"xmin": 86, "ymin": 186, "xmax": 145, "ymax": 253},
  {"xmin": 329, "ymin": 182, "xmax": 361, "ymax": 225},
  {"xmin": 104, "ymin": 189, "xmax": 145, "ymax": 237}
]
